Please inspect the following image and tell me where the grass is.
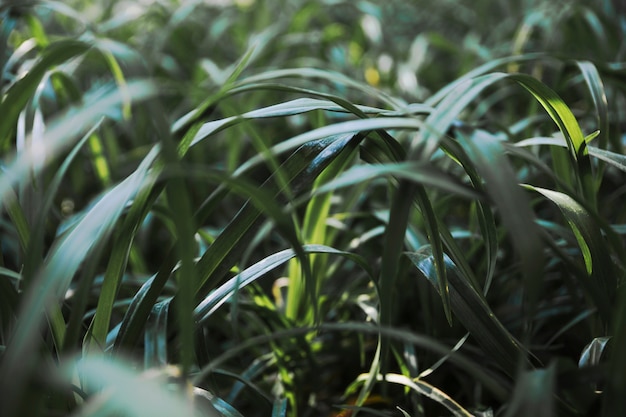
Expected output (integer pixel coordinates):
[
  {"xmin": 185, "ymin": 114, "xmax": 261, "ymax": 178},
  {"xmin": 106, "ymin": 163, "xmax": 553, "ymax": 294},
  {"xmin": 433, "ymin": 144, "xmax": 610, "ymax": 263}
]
[{"xmin": 1, "ymin": 0, "xmax": 625, "ymax": 416}]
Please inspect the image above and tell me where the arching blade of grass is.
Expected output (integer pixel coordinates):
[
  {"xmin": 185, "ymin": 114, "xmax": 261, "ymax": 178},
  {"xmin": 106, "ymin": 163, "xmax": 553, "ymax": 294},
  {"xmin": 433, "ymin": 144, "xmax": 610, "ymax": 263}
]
[
  {"xmin": 185, "ymin": 99, "xmax": 425, "ymax": 152},
  {"xmin": 233, "ymin": 67, "xmax": 405, "ymax": 109},
  {"xmin": 195, "ymin": 244, "xmax": 374, "ymax": 324},
  {"xmin": 405, "ymin": 246, "xmax": 532, "ymax": 377},
  {"xmin": 112, "ymin": 271, "xmax": 172, "ymax": 352},
  {"xmin": 224, "ymin": 83, "xmax": 433, "ymax": 118},
  {"xmin": 230, "ymin": 118, "xmax": 423, "ymax": 178},
  {"xmin": 579, "ymin": 336, "xmax": 611, "ymax": 368},
  {"xmin": 523, "ymin": 185, "xmax": 615, "ymax": 324},
  {"xmin": 412, "ymin": 73, "xmax": 509, "ymax": 160},
  {"xmin": 0, "ymin": 39, "xmax": 92, "ymax": 148},
  {"xmin": 425, "ymin": 53, "xmax": 546, "ymax": 106},
  {"xmin": 587, "ymin": 145, "xmax": 626, "ymax": 173},
  {"xmin": 576, "ymin": 61, "xmax": 610, "ymax": 151},
  {"xmin": 371, "ymin": 373, "xmax": 474, "ymax": 417},
  {"xmin": 514, "ymin": 136, "xmax": 626, "ymax": 271},
  {"xmin": 510, "ymin": 73, "xmax": 596, "ymax": 208},
  {"xmin": 310, "ymin": 162, "xmax": 481, "ymax": 201},
  {"xmin": 181, "ymin": 97, "xmax": 354, "ymax": 148}
]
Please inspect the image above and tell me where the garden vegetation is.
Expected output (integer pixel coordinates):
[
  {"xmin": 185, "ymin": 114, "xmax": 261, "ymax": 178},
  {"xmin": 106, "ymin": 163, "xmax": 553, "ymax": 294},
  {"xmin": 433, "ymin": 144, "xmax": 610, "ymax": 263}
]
[{"xmin": 1, "ymin": 0, "xmax": 625, "ymax": 416}]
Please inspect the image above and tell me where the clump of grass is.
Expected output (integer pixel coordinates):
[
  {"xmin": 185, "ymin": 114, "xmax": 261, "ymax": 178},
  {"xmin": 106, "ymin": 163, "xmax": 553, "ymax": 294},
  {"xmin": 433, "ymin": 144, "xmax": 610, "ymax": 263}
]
[{"xmin": 1, "ymin": 0, "xmax": 625, "ymax": 416}]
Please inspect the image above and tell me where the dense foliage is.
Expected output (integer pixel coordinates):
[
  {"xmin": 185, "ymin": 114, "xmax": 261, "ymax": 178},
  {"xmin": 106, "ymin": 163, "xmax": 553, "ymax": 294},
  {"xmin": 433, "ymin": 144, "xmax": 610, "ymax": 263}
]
[{"xmin": 1, "ymin": 0, "xmax": 626, "ymax": 416}]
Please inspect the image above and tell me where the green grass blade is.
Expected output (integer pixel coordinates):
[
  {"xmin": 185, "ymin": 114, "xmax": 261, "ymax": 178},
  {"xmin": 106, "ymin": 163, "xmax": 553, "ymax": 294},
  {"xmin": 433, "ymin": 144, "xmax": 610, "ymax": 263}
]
[
  {"xmin": 187, "ymin": 101, "xmax": 422, "ymax": 151},
  {"xmin": 426, "ymin": 53, "xmax": 546, "ymax": 106},
  {"xmin": 112, "ymin": 270, "xmax": 173, "ymax": 351},
  {"xmin": 412, "ymin": 73, "xmax": 509, "ymax": 160},
  {"xmin": 382, "ymin": 373, "xmax": 473, "ymax": 417},
  {"xmin": 85, "ymin": 145, "xmax": 160, "ymax": 353},
  {"xmin": 195, "ymin": 244, "xmax": 374, "ymax": 323},
  {"xmin": 588, "ymin": 146, "xmax": 626, "ymax": 172},
  {"xmin": 0, "ymin": 39, "xmax": 91, "ymax": 148},
  {"xmin": 405, "ymin": 246, "xmax": 532, "ymax": 377},
  {"xmin": 232, "ymin": 117, "xmax": 422, "ymax": 176},
  {"xmin": 233, "ymin": 67, "xmax": 405, "ymax": 109},
  {"xmin": 414, "ymin": 186, "xmax": 452, "ymax": 323},
  {"xmin": 456, "ymin": 127, "xmax": 544, "ymax": 322},
  {"xmin": 440, "ymin": 137, "xmax": 498, "ymax": 293},
  {"xmin": 523, "ymin": 185, "xmax": 615, "ymax": 323},
  {"xmin": 579, "ymin": 336, "xmax": 611, "ymax": 368},
  {"xmin": 509, "ymin": 73, "xmax": 595, "ymax": 207},
  {"xmin": 311, "ymin": 162, "xmax": 481, "ymax": 201},
  {"xmin": 285, "ymin": 132, "xmax": 360, "ymax": 322},
  {"xmin": 144, "ymin": 300, "xmax": 170, "ymax": 368},
  {"xmin": 378, "ymin": 180, "xmax": 416, "ymax": 375},
  {"xmin": 576, "ymin": 61, "xmax": 609, "ymax": 151}
]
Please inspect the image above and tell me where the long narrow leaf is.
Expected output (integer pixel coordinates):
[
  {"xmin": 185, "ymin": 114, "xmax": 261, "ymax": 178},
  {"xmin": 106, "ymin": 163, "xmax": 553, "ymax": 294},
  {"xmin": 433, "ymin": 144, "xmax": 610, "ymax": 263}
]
[
  {"xmin": 0, "ymin": 39, "xmax": 91, "ymax": 147},
  {"xmin": 405, "ymin": 246, "xmax": 532, "ymax": 377},
  {"xmin": 195, "ymin": 244, "xmax": 374, "ymax": 323},
  {"xmin": 523, "ymin": 185, "xmax": 614, "ymax": 323}
]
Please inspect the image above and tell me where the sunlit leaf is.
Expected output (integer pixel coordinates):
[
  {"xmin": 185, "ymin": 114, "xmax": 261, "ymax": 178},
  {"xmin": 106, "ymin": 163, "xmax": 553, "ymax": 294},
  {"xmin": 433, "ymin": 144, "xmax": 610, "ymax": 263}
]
[{"xmin": 524, "ymin": 185, "xmax": 614, "ymax": 323}]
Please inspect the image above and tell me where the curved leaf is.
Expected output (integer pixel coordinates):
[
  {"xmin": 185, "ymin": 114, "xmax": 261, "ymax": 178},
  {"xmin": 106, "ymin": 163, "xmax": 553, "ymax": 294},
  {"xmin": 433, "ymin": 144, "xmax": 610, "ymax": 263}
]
[
  {"xmin": 524, "ymin": 185, "xmax": 614, "ymax": 323},
  {"xmin": 510, "ymin": 73, "xmax": 595, "ymax": 206},
  {"xmin": 311, "ymin": 161, "xmax": 481, "ymax": 201},
  {"xmin": 382, "ymin": 373, "xmax": 473, "ymax": 417},
  {"xmin": 194, "ymin": 244, "xmax": 374, "ymax": 323},
  {"xmin": 405, "ymin": 245, "xmax": 532, "ymax": 377},
  {"xmin": 0, "ymin": 39, "xmax": 92, "ymax": 147}
]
